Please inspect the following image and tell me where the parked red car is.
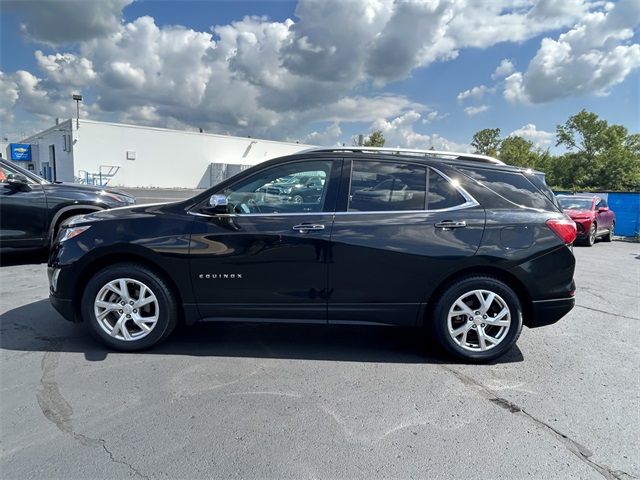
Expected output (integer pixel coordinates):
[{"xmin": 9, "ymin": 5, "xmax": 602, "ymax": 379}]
[{"xmin": 557, "ymin": 195, "xmax": 615, "ymax": 246}]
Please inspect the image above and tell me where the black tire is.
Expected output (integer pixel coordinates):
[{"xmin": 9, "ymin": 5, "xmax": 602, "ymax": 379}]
[
  {"xmin": 81, "ymin": 263, "xmax": 178, "ymax": 351},
  {"xmin": 584, "ymin": 222, "xmax": 596, "ymax": 246},
  {"xmin": 604, "ymin": 222, "xmax": 614, "ymax": 242},
  {"xmin": 429, "ymin": 276, "xmax": 523, "ymax": 362}
]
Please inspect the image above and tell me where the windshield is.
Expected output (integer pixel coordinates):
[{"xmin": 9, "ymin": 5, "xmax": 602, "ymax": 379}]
[
  {"xmin": 0, "ymin": 161, "xmax": 48, "ymax": 184},
  {"xmin": 558, "ymin": 197, "xmax": 593, "ymax": 210}
]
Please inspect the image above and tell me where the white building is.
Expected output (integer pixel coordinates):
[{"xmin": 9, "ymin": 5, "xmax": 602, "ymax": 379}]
[{"xmin": 12, "ymin": 119, "xmax": 312, "ymax": 188}]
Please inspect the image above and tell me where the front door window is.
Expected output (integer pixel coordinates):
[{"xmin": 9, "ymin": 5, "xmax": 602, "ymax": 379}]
[{"xmin": 218, "ymin": 160, "xmax": 333, "ymax": 215}]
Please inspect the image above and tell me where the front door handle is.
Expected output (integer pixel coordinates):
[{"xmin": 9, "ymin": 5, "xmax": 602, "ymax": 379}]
[
  {"xmin": 435, "ymin": 220, "xmax": 467, "ymax": 229},
  {"xmin": 292, "ymin": 224, "xmax": 325, "ymax": 233}
]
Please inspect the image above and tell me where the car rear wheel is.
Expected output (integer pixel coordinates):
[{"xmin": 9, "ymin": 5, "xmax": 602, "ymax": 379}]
[
  {"xmin": 604, "ymin": 222, "xmax": 614, "ymax": 242},
  {"xmin": 81, "ymin": 263, "xmax": 178, "ymax": 351},
  {"xmin": 430, "ymin": 276, "xmax": 523, "ymax": 362}
]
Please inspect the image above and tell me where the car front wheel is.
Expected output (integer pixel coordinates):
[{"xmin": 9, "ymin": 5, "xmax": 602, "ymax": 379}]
[
  {"xmin": 81, "ymin": 263, "xmax": 178, "ymax": 351},
  {"xmin": 430, "ymin": 276, "xmax": 523, "ymax": 362},
  {"xmin": 584, "ymin": 223, "xmax": 596, "ymax": 246}
]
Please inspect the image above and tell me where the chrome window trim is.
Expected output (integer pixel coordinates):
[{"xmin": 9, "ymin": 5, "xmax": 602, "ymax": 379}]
[
  {"xmin": 188, "ymin": 201, "xmax": 479, "ymax": 219},
  {"xmin": 188, "ymin": 210, "xmax": 333, "ymax": 218},
  {"xmin": 188, "ymin": 162, "xmax": 480, "ymax": 218},
  {"xmin": 335, "ymin": 201, "xmax": 478, "ymax": 215}
]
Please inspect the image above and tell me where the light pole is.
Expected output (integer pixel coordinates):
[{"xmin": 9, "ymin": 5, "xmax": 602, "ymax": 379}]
[{"xmin": 72, "ymin": 94, "xmax": 82, "ymax": 129}]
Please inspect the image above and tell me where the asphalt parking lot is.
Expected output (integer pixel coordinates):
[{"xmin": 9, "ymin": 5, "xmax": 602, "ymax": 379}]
[{"xmin": 1, "ymin": 239, "xmax": 638, "ymax": 479}]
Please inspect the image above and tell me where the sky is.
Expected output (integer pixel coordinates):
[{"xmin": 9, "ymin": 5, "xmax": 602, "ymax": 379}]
[{"xmin": 0, "ymin": 0, "xmax": 638, "ymax": 152}]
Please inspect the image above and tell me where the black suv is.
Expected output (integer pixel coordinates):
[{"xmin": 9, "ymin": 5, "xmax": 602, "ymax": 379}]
[
  {"xmin": 0, "ymin": 159, "xmax": 135, "ymax": 251},
  {"xmin": 48, "ymin": 148, "xmax": 576, "ymax": 361}
]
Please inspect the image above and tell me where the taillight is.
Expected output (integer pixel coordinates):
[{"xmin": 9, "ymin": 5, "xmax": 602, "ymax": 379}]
[{"xmin": 546, "ymin": 218, "xmax": 577, "ymax": 244}]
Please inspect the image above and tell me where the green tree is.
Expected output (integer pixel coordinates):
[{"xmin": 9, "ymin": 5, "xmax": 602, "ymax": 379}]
[
  {"xmin": 556, "ymin": 109, "xmax": 609, "ymax": 162},
  {"xmin": 471, "ymin": 128, "xmax": 501, "ymax": 156},
  {"xmin": 556, "ymin": 110, "xmax": 640, "ymax": 191},
  {"xmin": 498, "ymin": 135, "xmax": 538, "ymax": 168},
  {"xmin": 364, "ymin": 130, "xmax": 385, "ymax": 147}
]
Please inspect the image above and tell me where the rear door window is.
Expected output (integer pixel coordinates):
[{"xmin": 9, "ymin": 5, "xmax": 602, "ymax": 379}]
[
  {"xmin": 349, "ymin": 160, "xmax": 427, "ymax": 212},
  {"xmin": 427, "ymin": 169, "xmax": 466, "ymax": 210}
]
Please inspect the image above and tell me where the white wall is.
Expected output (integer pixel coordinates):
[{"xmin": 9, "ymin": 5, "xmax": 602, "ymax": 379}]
[
  {"xmin": 20, "ymin": 120, "xmax": 74, "ymax": 181},
  {"xmin": 0, "ymin": 141, "xmax": 9, "ymax": 161},
  {"xmin": 72, "ymin": 120, "xmax": 312, "ymax": 188}
]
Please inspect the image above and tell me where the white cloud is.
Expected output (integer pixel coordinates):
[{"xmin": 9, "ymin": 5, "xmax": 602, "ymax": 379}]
[
  {"xmin": 492, "ymin": 59, "xmax": 515, "ymax": 79},
  {"xmin": 301, "ymin": 123, "xmax": 342, "ymax": 146},
  {"xmin": 372, "ymin": 111, "xmax": 469, "ymax": 151},
  {"xmin": 4, "ymin": 0, "xmax": 132, "ymax": 45},
  {"xmin": 12, "ymin": 70, "xmax": 75, "ymax": 118},
  {"xmin": 457, "ymin": 85, "xmax": 492, "ymax": 102},
  {"xmin": 504, "ymin": 0, "xmax": 640, "ymax": 103},
  {"xmin": 509, "ymin": 123, "xmax": 555, "ymax": 148},
  {"xmin": 446, "ymin": 0, "xmax": 589, "ymax": 49},
  {"xmin": 365, "ymin": 0, "xmax": 458, "ymax": 82},
  {"xmin": 503, "ymin": 72, "xmax": 527, "ymax": 104},
  {"xmin": 422, "ymin": 110, "xmax": 443, "ymax": 124},
  {"xmin": 34, "ymin": 51, "xmax": 96, "ymax": 87},
  {"xmin": 0, "ymin": 72, "xmax": 19, "ymax": 122},
  {"xmin": 464, "ymin": 105, "xmax": 490, "ymax": 116},
  {"xmin": 2, "ymin": 0, "xmax": 636, "ymax": 143}
]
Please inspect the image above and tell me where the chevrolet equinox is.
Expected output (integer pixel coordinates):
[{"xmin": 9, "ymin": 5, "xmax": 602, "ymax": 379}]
[{"xmin": 48, "ymin": 147, "xmax": 577, "ymax": 362}]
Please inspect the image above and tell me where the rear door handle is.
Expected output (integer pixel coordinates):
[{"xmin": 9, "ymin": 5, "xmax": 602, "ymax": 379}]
[
  {"xmin": 435, "ymin": 220, "xmax": 467, "ymax": 229},
  {"xmin": 292, "ymin": 224, "xmax": 325, "ymax": 233}
]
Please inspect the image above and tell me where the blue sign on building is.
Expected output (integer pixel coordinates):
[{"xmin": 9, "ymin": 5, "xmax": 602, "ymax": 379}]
[{"xmin": 10, "ymin": 143, "xmax": 32, "ymax": 161}]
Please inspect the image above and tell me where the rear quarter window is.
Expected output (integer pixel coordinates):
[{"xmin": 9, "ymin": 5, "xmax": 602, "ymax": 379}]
[{"xmin": 460, "ymin": 168, "xmax": 556, "ymax": 210}]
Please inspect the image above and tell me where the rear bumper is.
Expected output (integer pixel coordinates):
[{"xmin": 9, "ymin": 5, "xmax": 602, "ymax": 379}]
[
  {"xmin": 526, "ymin": 297, "xmax": 575, "ymax": 328},
  {"xmin": 572, "ymin": 219, "xmax": 592, "ymax": 237}
]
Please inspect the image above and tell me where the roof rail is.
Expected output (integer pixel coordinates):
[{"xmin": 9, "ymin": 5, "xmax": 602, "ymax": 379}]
[{"xmin": 302, "ymin": 146, "xmax": 505, "ymax": 165}]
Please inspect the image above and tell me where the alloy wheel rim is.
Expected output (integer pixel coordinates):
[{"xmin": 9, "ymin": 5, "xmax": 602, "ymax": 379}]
[
  {"xmin": 590, "ymin": 224, "xmax": 596, "ymax": 244},
  {"xmin": 447, "ymin": 289, "xmax": 511, "ymax": 352},
  {"xmin": 94, "ymin": 278, "xmax": 160, "ymax": 341}
]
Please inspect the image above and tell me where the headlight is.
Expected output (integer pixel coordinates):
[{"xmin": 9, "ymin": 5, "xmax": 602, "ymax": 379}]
[{"xmin": 59, "ymin": 225, "xmax": 91, "ymax": 242}]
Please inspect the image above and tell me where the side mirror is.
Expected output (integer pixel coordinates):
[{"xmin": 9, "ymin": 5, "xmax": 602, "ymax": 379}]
[
  {"xmin": 6, "ymin": 174, "xmax": 30, "ymax": 191},
  {"xmin": 200, "ymin": 194, "xmax": 229, "ymax": 215},
  {"xmin": 598, "ymin": 206, "xmax": 609, "ymax": 213}
]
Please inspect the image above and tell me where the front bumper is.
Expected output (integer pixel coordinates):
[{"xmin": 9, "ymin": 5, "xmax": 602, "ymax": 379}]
[
  {"xmin": 48, "ymin": 266, "xmax": 76, "ymax": 322},
  {"xmin": 50, "ymin": 294, "xmax": 76, "ymax": 322},
  {"xmin": 526, "ymin": 297, "xmax": 575, "ymax": 328}
]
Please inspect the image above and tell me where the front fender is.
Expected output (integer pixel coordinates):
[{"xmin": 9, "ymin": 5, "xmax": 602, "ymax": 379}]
[{"xmin": 48, "ymin": 204, "xmax": 105, "ymax": 244}]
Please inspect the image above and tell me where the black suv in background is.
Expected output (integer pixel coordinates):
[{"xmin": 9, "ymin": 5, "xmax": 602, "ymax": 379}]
[
  {"xmin": 48, "ymin": 147, "xmax": 576, "ymax": 362},
  {"xmin": 0, "ymin": 159, "xmax": 135, "ymax": 251}
]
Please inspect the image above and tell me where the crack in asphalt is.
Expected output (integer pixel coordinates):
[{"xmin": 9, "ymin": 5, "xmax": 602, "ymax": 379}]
[
  {"xmin": 101, "ymin": 442, "xmax": 149, "ymax": 479},
  {"xmin": 575, "ymin": 304, "xmax": 639, "ymax": 321},
  {"xmin": 441, "ymin": 365, "xmax": 638, "ymax": 480},
  {"xmin": 36, "ymin": 341, "xmax": 148, "ymax": 479}
]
